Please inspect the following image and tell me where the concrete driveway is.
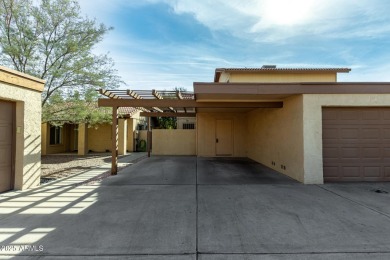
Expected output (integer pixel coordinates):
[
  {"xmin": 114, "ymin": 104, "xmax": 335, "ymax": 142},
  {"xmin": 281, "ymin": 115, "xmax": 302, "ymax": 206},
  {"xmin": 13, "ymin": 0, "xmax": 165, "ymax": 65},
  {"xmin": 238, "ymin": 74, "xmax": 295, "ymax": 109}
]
[{"xmin": 1, "ymin": 156, "xmax": 390, "ymax": 259}]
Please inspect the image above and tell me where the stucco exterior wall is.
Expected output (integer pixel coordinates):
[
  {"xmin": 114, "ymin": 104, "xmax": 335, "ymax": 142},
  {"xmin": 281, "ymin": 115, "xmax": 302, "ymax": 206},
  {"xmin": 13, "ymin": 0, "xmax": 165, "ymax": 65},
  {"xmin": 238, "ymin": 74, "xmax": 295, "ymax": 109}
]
[
  {"xmin": 0, "ymin": 80, "xmax": 43, "ymax": 190},
  {"xmin": 127, "ymin": 119, "xmax": 136, "ymax": 152},
  {"xmin": 302, "ymin": 94, "xmax": 390, "ymax": 184},
  {"xmin": 247, "ymin": 95, "xmax": 305, "ymax": 182},
  {"xmin": 88, "ymin": 124, "xmax": 112, "ymax": 152},
  {"xmin": 152, "ymin": 129, "xmax": 196, "ymax": 155},
  {"xmin": 221, "ymin": 71, "xmax": 337, "ymax": 83},
  {"xmin": 197, "ymin": 112, "xmax": 247, "ymax": 157}
]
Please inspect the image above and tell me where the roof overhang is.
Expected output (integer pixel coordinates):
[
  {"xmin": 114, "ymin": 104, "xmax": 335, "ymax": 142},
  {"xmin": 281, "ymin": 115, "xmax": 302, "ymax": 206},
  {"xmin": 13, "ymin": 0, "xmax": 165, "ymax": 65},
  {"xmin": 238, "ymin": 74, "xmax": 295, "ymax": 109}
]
[{"xmin": 194, "ymin": 82, "xmax": 390, "ymax": 102}]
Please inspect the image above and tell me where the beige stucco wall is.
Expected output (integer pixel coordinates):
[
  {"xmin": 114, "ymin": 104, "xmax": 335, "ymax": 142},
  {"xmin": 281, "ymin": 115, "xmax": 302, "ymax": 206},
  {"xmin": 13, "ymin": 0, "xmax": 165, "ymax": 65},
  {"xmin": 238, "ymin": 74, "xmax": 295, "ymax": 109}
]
[
  {"xmin": 152, "ymin": 129, "xmax": 196, "ymax": 155},
  {"xmin": 88, "ymin": 124, "xmax": 112, "ymax": 152},
  {"xmin": 197, "ymin": 112, "xmax": 247, "ymax": 157},
  {"xmin": 247, "ymin": 95, "xmax": 305, "ymax": 182},
  {"xmin": 302, "ymin": 94, "xmax": 390, "ymax": 184},
  {"xmin": 0, "ymin": 74, "xmax": 44, "ymax": 190},
  {"xmin": 127, "ymin": 119, "xmax": 136, "ymax": 152},
  {"xmin": 220, "ymin": 71, "xmax": 337, "ymax": 83}
]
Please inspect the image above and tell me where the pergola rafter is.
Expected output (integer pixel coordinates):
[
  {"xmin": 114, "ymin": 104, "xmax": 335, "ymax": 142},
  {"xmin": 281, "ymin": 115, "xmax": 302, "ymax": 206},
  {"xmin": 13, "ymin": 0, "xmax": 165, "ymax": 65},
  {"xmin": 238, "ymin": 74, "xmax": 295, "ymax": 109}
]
[{"xmin": 152, "ymin": 89, "xmax": 176, "ymax": 112}]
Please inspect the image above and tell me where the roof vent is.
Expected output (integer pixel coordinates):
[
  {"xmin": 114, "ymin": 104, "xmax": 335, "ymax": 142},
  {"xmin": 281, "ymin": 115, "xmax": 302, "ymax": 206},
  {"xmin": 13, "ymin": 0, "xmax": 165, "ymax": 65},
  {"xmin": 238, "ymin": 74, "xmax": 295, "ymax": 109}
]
[{"xmin": 262, "ymin": 65, "xmax": 277, "ymax": 69}]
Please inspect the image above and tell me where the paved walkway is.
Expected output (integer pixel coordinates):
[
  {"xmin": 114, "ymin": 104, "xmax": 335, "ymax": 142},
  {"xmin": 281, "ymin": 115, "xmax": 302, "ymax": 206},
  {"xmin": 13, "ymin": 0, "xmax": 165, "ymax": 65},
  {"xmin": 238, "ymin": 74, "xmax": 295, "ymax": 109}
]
[{"xmin": 1, "ymin": 156, "xmax": 390, "ymax": 259}]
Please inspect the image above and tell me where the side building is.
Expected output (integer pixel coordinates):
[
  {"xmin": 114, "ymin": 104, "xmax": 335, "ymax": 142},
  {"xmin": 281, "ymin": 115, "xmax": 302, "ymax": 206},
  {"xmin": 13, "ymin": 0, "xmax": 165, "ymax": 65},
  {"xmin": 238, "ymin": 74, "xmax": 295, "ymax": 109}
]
[{"xmin": 0, "ymin": 66, "xmax": 45, "ymax": 192}]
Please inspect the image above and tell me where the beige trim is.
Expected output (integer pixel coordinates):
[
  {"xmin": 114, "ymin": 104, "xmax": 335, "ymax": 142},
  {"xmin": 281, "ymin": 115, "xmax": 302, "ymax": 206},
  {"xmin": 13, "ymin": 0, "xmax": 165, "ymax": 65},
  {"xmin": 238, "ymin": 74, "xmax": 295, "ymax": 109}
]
[{"xmin": 0, "ymin": 66, "xmax": 45, "ymax": 92}]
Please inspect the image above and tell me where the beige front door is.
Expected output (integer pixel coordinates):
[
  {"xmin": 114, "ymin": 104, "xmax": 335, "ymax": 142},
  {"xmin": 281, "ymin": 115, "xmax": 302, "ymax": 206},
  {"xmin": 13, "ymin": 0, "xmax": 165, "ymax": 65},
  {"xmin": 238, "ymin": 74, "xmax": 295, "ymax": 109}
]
[
  {"xmin": 216, "ymin": 119, "xmax": 233, "ymax": 156},
  {"xmin": 0, "ymin": 100, "xmax": 15, "ymax": 192}
]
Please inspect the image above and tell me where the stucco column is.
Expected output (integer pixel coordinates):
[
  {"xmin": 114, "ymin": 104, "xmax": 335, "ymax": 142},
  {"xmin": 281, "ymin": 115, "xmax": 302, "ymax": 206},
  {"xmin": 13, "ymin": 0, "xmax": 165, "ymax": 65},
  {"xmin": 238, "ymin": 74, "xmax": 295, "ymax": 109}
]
[
  {"xmin": 78, "ymin": 123, "xmax": 88, "ymax": 155},
  {"xmin": 118, "ymin": 118, "xmax": 127, "ymax": 155},
  {"xmin": 41, "ymin": 123, "xmax": 48, "ymax": 156}
]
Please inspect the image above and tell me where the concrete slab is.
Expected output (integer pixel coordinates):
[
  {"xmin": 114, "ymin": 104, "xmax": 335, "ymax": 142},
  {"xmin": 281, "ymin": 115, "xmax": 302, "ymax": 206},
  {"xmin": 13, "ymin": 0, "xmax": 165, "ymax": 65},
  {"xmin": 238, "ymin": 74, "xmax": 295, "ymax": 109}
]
[
  {"xmin": 319, "ymin": 183, "xmax": 390, "ymax": 216},
  {"xmin": 197, "ymin": 157, "xmax": 296, "ymax": 184},
  {"xmin": 102, "ymin": 156, "xmax": 196, "ymax": 185},
  {"xmin": 199, "ymin": 253, "xmax": 390, "ymax": 260},
  {"xmin": 20, "ymin": 256, "xmax": 196, "ymax": 260},
  {"xmin": 0, "ymin": 185, "xmax": 196, "ymax": 257},
  {"xmin": 198, "ymin": 185, "xmax": 390, "ymax": 254},
  {"xmin": 2, "ymin": 155, "xmax": 390, "ymax": 259}
]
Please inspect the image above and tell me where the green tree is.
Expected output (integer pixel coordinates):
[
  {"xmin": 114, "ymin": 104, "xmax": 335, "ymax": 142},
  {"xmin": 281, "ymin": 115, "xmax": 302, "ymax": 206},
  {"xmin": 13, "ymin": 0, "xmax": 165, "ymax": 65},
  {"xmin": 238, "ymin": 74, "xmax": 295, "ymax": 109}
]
[
  {"xmin": 42, "ymin": 88, "xmax": 112, "ymax": 126},
  {"xmin": 0, "ymin": 0, "xmax": 122, "ymax": 123}
]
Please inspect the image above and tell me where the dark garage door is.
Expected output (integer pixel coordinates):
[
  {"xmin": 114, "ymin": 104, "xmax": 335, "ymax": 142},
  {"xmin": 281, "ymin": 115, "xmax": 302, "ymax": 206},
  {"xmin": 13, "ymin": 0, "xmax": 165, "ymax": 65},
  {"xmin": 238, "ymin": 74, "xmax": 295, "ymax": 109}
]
[
  {"xmin": 322, "ymin": 107, "xmax": 390, "ymax": 182},
  {"xmin": 0, "ymin": 100, "xmax": 15, "ymax": 192}
]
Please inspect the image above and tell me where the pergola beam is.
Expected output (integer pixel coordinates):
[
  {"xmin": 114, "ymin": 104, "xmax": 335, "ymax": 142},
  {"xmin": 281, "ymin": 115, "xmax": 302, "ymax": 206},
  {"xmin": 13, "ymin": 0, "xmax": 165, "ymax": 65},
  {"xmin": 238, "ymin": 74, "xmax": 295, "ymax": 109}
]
[
  {"xmin": 99, "ymin": 89, "xmax": 120, "ymax": 99},
  {"xmin": 98, "ymin": 99, "xmax": 283, "ymax": 108},
  {"xmin": 140, "ymin": 112, "xmax": 196, "ymax": 117},
  {"xmin": 153, "ymin": 89, "xmax": 176, "ymax": 112}
]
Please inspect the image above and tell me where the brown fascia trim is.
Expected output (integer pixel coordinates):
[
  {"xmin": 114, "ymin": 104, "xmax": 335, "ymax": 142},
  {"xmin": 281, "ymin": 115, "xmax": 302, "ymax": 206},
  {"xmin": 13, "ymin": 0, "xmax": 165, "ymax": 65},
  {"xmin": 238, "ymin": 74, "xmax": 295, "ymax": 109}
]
[
  {"xmin": 98, "ymin": 98, "xmax": 282, "ymax": 108},
  {"xmin": 194, "ymin": 82, "xmax": 390, "ymax": 95},
  {"xmin": 215, "ymin": 67, "xmax": 351, "ymax": 73}
]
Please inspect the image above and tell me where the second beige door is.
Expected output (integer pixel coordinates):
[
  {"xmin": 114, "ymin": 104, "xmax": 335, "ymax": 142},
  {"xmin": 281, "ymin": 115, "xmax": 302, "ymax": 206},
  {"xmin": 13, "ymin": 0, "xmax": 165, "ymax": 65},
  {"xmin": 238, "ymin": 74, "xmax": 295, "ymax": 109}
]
[{"xmin": 216, "ymin": 119, "xmax": 233, "ymax": 156}]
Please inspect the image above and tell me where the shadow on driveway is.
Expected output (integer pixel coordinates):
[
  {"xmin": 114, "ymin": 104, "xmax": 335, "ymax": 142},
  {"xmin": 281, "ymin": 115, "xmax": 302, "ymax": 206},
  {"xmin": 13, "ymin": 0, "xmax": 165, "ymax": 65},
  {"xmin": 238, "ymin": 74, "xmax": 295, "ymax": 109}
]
[{"xmin": 0, "ymin": 156, "xmax": 390, "ymax": 259}]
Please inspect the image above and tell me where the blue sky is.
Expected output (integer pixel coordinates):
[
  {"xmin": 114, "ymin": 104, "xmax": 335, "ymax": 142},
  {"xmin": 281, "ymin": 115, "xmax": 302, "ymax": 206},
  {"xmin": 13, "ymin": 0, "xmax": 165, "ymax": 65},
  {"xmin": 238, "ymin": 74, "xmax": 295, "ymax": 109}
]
[{"xmin": 79, "ymin": 0, "xmax": 390, "ymax": 90}]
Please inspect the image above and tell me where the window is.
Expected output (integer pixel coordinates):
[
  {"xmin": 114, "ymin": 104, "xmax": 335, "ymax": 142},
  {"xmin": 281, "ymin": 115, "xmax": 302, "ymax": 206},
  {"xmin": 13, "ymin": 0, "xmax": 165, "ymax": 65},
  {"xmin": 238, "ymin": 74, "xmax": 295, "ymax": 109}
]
[
  {"xmin": 50, "ymin": 126, "xmax": 62, "ymax": 145},
  {"xmin": 183, "ymin": 123, "xmax": 195, "ymax": 129}
]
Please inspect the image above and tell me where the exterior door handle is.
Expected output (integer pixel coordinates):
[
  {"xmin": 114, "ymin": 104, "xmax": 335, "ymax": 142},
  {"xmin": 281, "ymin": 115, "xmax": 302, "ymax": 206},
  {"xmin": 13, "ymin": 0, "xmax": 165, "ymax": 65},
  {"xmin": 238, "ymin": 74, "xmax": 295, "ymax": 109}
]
[{"xmin": 216, "ymin": 138, "xmax": 219, "ymax": 143}]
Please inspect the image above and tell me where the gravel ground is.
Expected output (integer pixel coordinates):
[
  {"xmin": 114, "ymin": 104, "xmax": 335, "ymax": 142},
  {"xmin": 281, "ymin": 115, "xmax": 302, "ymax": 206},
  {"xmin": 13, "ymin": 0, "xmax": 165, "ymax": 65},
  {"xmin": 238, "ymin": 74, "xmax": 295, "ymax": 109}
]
[{"xmin": 41, "ymin": 153, "xmax": 114, "ymax": 180}]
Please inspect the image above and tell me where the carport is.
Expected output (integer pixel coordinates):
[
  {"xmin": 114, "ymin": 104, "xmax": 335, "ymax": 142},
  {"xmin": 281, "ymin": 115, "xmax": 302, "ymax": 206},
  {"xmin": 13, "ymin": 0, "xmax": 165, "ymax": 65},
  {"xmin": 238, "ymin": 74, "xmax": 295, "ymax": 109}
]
[
  {"xmin": 98, "ymin": 81, "xmax": 390, "ymax": 184},
  {"xmin": 97, "ymin": 88, "xmax": 281, "ymax": 175}
]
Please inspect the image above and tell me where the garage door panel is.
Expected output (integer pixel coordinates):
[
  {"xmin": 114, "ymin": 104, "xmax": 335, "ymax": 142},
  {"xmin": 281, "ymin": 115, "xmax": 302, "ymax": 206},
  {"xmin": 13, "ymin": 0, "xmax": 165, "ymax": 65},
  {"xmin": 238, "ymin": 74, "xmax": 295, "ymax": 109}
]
[
  {"xmin": 0, "ymin": 145, "xmax": 12, "ymax": 166},
  {"xmin": 340, "ymin": 147, "xmax": 359, "ymax": 158},
  {"xmin": 340, "ymin": 129, "xmax": 359, "ymax": 139},
  {"xmin": 383, "ymin": 129, "xmax": 390, "ymax": 138},
  {"xmin": 363, "ymin": 167, "xmax": 381, "ymax": 177},
  {"xmin": 362, "ymin": 110, "xmax": 381, "ymax": 120},
  {"xmin": 323, "ymin": 107, "xmax": 390, "ymax": 182},
  {"xmin": 322, "ymin": 128, "xmax": 339, "ymax": 140},
  {"xmin": 385, "ymin": 167, "xmax": 390, "ymax": 177},
  {"xmin": 323, "ymin": 147, "xmax": 339, "ymax": 158},
  {"xmin": 383, "ymin": 110, "xmax": 390, "ymax": 119},
  {"xmin": 322, "ymin": 109, "xmax": 340, "ymax": 120},
  {"xmin": 341, "ymin": 167, "xmax": 361, "ymax": 177},
  {"xmin": 384, "ymin": 148, "xmax": 390, "ymax": 157},
  {"xmin": 361, "ymin": 148, "xmax": 381, "ymax": 159},
  {"xmin": 340, "ymin": 110, "xmax": 361, "ymax": 120},
  {"xmin": 324, "ymin": 167, "xmax": 339, "ymax": 177},
  {"xmin": 361, "ymin": 128, "xmax": 381, "ymax": 139}
]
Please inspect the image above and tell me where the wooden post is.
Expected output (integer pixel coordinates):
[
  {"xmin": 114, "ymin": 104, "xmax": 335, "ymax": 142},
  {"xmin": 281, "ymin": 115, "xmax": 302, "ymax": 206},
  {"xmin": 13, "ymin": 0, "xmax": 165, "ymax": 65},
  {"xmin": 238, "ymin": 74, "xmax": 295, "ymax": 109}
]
[
  {"xmin": 147, "ymin": 116, "xmax": 151, "ymax": 157},
  {"xmin": 111, "ymin": 106, "xmax": 118, "ymax": 175}
]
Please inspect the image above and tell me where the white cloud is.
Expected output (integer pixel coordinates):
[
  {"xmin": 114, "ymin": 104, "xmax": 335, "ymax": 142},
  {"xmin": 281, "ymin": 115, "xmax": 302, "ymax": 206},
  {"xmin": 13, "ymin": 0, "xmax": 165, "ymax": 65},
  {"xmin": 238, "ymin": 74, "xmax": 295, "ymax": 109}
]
[
  {"xmin": 134, "ymin": 0, "xmax": 390, "ymax": 42},
  {"xmin": 79, "ymin": 0, "xmax": 390, "ymax": 88}
]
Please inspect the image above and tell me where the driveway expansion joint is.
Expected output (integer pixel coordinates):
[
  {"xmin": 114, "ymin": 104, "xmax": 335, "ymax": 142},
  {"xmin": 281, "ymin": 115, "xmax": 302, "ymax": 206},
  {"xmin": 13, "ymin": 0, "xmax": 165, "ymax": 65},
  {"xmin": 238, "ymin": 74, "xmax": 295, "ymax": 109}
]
[{"xmin": 316, "ymin": 185, "xmax": 390, "ymax": 220}]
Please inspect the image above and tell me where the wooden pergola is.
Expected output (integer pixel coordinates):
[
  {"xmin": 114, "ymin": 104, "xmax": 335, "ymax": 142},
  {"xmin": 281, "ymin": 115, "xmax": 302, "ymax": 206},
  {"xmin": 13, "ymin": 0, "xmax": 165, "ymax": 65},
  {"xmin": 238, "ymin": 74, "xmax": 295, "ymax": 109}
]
[{"xmin": 98, "ymin": 88, "xmax": 283, "ymax": 175}]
